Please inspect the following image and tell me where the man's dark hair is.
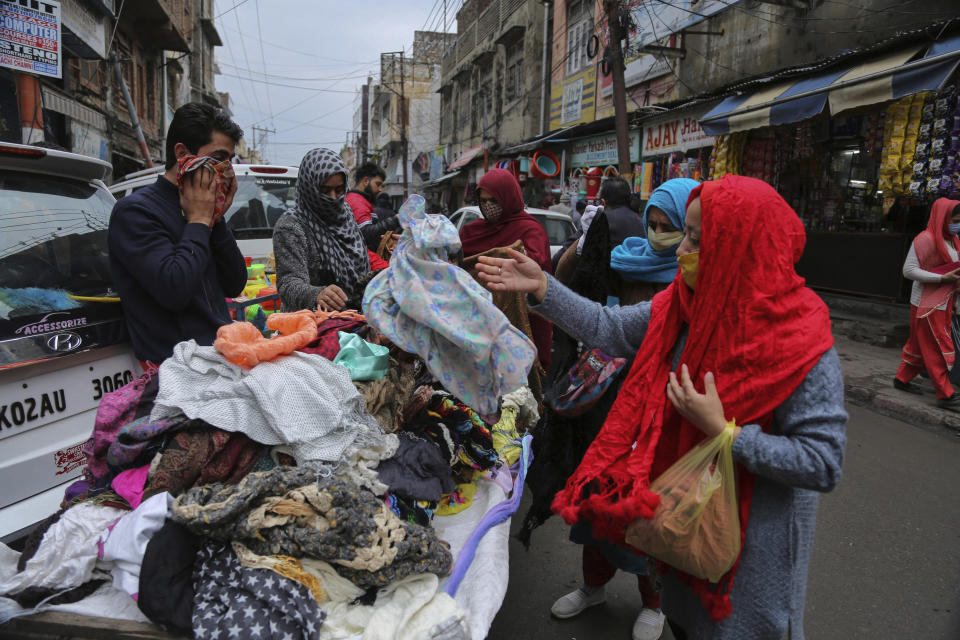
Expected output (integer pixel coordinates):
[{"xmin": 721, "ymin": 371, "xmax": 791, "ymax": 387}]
[
  {"xmin": 575, "ymin": 200, "xmax": 587, "ymax": 213},
  {"xmin": 164, "ymin": 102, "xmax": 243, "ymax": 170},
  {"xmin": 599, "ymin": 177, "xmax": 631, "ymax": 208},
  {"xmin": 354, "ymin": 162, "xmax": 386, "ymax": 185}
]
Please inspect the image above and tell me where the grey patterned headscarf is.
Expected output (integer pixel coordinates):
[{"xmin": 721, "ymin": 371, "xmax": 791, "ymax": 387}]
[{"xmin": 292, "ymin": 148, "xmax": 369, "ymax": 292}]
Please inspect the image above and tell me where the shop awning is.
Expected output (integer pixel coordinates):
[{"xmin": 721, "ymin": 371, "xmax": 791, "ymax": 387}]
[
  {"xmin": 418, "ymin": 171, "xmax": 461, "ymax": 190},
  {"xmin": 447, "ymin": 145, "xmax": 485, "ymax": 171},
  {"xmin": 701, "ymin": 33, "xmax": 960, "ymax": 135}
]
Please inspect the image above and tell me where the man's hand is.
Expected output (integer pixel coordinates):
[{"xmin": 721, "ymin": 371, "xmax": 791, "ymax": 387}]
[
  {"xmin": 180, "ymin": 168, "xmax": 218, "ymax": 226},
  {"xmin": 212, "ymin": 175, "xmax": 238, "ymax": 225},
  {"xmin": 316, "ymin": 285, "xmax": 348, "ymax": 312}
]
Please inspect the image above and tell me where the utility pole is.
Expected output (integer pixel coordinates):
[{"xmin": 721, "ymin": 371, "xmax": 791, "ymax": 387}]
[
  {"xmin": 251, "ymin": 125, "xmax": 275, "ymax": 162},
  {"xmin": 399, "ymin": 52, "xmax": 409, "ymax": 199},
  {"xmin": 604, "ymin": 0, "xmax": 632, "ymax": 179}
]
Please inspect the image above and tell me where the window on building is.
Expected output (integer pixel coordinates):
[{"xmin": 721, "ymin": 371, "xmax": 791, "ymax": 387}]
[
  {"xmin": 565, "ymin": 0, "xmax": 593, "ymax": 76},
  {"xmin": 457, "ymin": 83, "xmax": 470, "ymax": 128},
  {"xmin": 381, "ymin": 101, "xmax": 391, "ymax": 136},
  {"xmin": 505, "ymin": 39, "xmax": 524, "ymax": 102}
]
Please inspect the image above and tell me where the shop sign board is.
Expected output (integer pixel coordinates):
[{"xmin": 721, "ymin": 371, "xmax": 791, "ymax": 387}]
[
  {"xmin": 570, "ymin": 130, "xmax": 641, "ymax": 168},
  {"xmin": 643, "ymin": 113, "xmax": 715, "ymax": 156},
  {"xmin": 1, "ymin": 0, "xmax": 62, "ymax": 78},
  {"xmin": 626, "ymin": 0, "xmax": 740, "ymax": 49},
  {"xmin": 549, "ymin": 67, "xmax": 597, "ymax": 131}
]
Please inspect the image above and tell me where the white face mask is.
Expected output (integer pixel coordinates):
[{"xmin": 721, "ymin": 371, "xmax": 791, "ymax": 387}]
[{"xmin": 648, "ymin": 227, "xmax": 684, "ymax": 251}]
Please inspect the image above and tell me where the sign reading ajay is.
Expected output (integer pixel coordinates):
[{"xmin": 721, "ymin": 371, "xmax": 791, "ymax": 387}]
[
  {"xmin": 644, "ymin": 114, "xmax": 715, "ymax": 156},
  {"xmin": 570, "ymin": 130, "xmax": 641, "ymax": 168},
  {"xmin": 0, "ymin": 0, "xmax": 62, "ymax": 79}
]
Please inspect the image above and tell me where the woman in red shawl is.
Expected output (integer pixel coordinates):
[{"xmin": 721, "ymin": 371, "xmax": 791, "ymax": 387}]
[
  {"xmin": 474, "ymin": 175, "xmax": 847, "ymax": 640},
  {"xmin": 460, "ymin": 168, "xmax": 553, "ymax": 366},
  {"xmin": 893, "ymin": 199, "xmax": 960, "ymax": 408}
]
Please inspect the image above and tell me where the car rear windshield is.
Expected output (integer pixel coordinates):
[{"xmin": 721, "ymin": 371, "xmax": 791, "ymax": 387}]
[
  {"xmin": 0, "ymin": 170, "xmax": 119, "ymax": 341},
  {"xmin": 536, "ymin": 216, "xmax": 575, "ymax": 246},
  {"xmin": 225, "ymin": 175, "xmax": 297, "ymax": 239}
]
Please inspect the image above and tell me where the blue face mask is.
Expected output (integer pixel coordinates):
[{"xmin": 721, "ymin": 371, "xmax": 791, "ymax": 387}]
[{"xmin": 949, "ymin": 223, "xmax": 960, "ymax": 236}]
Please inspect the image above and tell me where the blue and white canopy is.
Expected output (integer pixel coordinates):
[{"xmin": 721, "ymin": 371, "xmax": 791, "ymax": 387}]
[{"xmin": 701, "ymin": 33, "xmax": 960, "ymax": 136}]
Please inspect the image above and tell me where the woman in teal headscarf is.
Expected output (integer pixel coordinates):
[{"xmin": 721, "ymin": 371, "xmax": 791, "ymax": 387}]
[{"xmin": 610, "ymin": 178, "xmax": 699, "ymax": 305}]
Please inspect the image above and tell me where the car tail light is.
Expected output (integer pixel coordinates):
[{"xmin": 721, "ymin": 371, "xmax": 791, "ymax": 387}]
[
  {"xmin": 0, "ymin": 145, "xmax": 45, "ymax": 159},
  {"xmin": 249, "ymin": 166, "xmax": 287, "ymax": 174}
]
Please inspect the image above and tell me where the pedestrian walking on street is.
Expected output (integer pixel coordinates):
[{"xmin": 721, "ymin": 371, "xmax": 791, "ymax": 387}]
[
  {"xmin": 894, "ymin": 198, "xmax": 960, "ymax": 408},
  {"xmin": 475, "ymin": 174, "xmax": 848, "ymax": 640},
  {"xmin": 459, "ymin": 168, "xmax": 553, "ymax": 367},
  {"xmin": 546, "ymin": 178, "xmax": 699, "ymax": 640},
  {"xmin": 273, "ymin": 148, "xmax": 371, "ymax": 312}
]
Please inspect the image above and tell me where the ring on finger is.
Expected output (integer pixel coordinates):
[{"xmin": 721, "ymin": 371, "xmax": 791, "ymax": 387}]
[{"xmin": 498, "ymin": 266, "xmax": 502, "ymax": 275}]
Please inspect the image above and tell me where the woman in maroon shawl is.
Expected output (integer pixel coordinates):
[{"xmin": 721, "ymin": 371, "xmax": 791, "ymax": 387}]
[{"xmin": 460, "ymin": 168, "xmax": 553, "ymax": 366}]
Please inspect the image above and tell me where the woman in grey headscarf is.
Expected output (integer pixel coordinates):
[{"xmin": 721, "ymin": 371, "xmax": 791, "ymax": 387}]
[{"xmin": 273, "ymin": 148, "xmax": 371, "ymax": 311}]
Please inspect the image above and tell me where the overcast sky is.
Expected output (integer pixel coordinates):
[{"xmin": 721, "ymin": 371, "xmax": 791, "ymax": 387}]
[{"xmin": 213, "ymin": 0, "xmax": 453, "ymax": 166}]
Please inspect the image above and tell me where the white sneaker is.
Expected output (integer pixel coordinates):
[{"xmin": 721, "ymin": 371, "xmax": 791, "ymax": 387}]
[
  {"xmin": 632, "ymin": 607, "xmax": 666, "ymax": 640},
  {"xmin": 549, "ymin": 587, "xmax": 606, "ymax": 619}
]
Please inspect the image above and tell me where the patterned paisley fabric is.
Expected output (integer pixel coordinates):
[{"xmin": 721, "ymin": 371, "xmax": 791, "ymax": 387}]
[{"xmin": 362, "ymin": 194, "xmax": 536, "ymax": 416}]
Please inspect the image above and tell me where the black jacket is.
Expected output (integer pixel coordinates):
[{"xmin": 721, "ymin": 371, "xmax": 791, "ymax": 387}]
[{"xmin": 107, "ymin": 176, "xmax": 247, "ymax": 362}]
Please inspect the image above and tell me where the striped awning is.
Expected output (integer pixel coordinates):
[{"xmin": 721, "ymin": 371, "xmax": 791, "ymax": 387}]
[
  {"xmin": 701, "ymin": 33, "xmax": 960, "ymax": 136},
  {"xmin": 447, "ymin": 144, "xmax": 485, "ymax": 171}
]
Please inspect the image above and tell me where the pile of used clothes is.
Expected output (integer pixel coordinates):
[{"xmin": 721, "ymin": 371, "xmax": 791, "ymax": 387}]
[{"xmin": 0, "ymin": 305, "xmax": 538, "ymax": 640}]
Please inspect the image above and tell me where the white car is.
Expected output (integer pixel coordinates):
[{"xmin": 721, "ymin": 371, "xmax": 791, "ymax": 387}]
[
  {"xmin": 447, "ymin": 206, "xmax": 576, "ymax": 258},
  {"xmin": 0, "ymin": 143, "xmax": 139, "ymax": 544},
  {"xmin": 110, "ymin": 163, "xmax": 299, "ymax": 264}
]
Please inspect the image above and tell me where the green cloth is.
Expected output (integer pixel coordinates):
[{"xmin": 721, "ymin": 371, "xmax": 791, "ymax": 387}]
[{"xmin": 333, "ymin": 331, "xmax": 389, "ymax": 380}]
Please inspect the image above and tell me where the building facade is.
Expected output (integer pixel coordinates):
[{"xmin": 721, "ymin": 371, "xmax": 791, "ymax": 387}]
[
  {"xmin": 1, "ymin": 0, "xmax": 224, "ymax": 181},
  {"xmin": 437, "ymin": 0, "xmax": 550, "ymax": 182}
]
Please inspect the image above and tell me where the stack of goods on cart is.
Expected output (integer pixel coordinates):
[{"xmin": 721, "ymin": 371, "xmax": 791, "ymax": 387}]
[{"xmin": 0, "ymin": 196, "xmax": 538, "ymax": 640}]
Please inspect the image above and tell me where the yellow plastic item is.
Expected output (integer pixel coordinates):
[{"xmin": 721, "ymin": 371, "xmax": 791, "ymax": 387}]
[
  {"xmin": 625, "ymin": 422, "xmax": 740, "ymax": 583},
  {"xmin": 67, "ymin": 294, "xmax": 121, "ymax": 302},
  {"xmin": 242, "ymin": 282, "xmax": 266, "ymax": 299}
]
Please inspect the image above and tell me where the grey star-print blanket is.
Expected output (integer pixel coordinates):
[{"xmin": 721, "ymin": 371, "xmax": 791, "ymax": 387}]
[{"xmin": 192, "ymin": 541, "xmax": 324, "ymax": 640}]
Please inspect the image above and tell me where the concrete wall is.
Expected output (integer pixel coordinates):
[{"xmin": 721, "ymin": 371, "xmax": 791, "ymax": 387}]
[
  {"xmin": 439, "ymin": 0, "xmax": 548, "ymax": 157},
  {"xmin": 678, "ymin": 0, "xmax": 960, "ymax": 97}
]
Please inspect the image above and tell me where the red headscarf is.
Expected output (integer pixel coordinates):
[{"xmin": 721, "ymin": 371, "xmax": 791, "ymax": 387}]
[
  {"xmin": 460, "ymin": 168, "xmax": 554, "ymax": 365},
  {"xmin": 460, "ymin": 169, "xmax": 552, "ymax": 270},
  {"xmin": 913, "ymin": 198, "xmax": 960, "ymax": 318},
  {"xmin": 552, "ymin": 175, "xmax": 834, "ymax": 619}
]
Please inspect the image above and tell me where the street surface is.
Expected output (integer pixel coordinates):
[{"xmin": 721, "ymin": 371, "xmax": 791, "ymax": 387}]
[{"xmin": 488, "ymin": 404, "xmax": 960, "ymax": 640}]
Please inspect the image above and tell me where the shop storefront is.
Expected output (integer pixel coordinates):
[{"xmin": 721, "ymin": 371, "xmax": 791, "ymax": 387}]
[
  {"xmin": 637, "ymin": 108, "xmax": 716, "ymax": 198},
  {"xmin": 697, "ymin": 32, "xmax": 960, "ymax": 301},
  {"xmin": 564, "ymin": 129, "xmax": 641, "ymax": 204}
]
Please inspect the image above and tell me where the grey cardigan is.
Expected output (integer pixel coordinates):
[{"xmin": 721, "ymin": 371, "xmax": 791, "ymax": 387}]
[
  {"xmin": 272, "ymin": 212, "xmax": 364, "ymax": 311},
  {"xmin": 531, "ymin": 275, "xmax": 848, "ymax": 640}
]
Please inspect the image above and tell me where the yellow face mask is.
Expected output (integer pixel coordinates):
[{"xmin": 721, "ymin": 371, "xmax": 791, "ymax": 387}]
[
  {"xmin": 648, "ymin": 228, "xmax": 684, "ymax": 252},
  {"xmin": 678, "ymin": 251, "xmax": 699, "ymax": 289}
]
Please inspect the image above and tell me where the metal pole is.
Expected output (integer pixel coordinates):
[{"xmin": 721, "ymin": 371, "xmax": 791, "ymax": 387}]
[
  {"xmin": 400, "ymin": 52, "xmax": 409, "ymax": 199},
  {"xmin": 605, "ymin": 0, "xmax": 632, "ymax": 178},
  {"xmin": 111, "ymin": 50, "xmax": 154, "ymax": 168},
  {"xmin": 539, "ymin": 1, "xmax": 550, "ymax": 136}
]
